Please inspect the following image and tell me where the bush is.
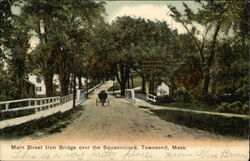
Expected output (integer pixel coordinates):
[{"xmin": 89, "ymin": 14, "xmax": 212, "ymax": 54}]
[
  {"xmin": 191, "ymin": 92, "xmax": 219, "ymax": 105},
  {"xmin": 217, "ymin": 101, "xmax": 248, "ymax": 114},
  {"xmin": 217, "ymin": 103, "xmax": 229, "ymax": 112},
  {"xmin": 172, "ymin": 89, "xmax": 191, "ymax": 103},
  {"xmin": 227, "ymin": 101, "xmax": 243, "ymax": 114},
  {"xmin": 242, "ymin": 104, "xmax": 249, "ymax": 114},
  {"xmin": 156, "ymin": 95, "xmax": 172, "ymax": 103}
]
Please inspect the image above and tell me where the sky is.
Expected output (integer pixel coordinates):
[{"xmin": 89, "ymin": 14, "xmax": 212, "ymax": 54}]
[
  {"xmin": 12, "ymin": 1, "xmax": 203, "ymax": 49},
  {"xmin": 104, "ymin": 1, "xmax": 202, "ymax": 34}
]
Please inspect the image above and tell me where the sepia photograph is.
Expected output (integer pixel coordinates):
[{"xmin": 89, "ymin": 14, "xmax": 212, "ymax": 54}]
[{"xmin": 0, "ymin": 0, "xmax": 249, "ymax": 161}]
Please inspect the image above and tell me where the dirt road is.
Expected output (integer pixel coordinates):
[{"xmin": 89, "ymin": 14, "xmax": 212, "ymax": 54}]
[{"xmin": 6, "ymin": 81, "xmax": 248, "ymax": 147}]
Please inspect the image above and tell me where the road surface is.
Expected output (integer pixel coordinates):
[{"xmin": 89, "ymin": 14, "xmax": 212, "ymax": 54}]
[
  {"xmin": 4, "ymin": 81, "xmax": 243, "ymax": 148},
  {"xmin": 1, "ymin": 81, "xmax": 247, "ymax": 148}
]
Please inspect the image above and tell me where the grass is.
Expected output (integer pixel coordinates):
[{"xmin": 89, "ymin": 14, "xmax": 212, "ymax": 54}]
[
  {"xmin": 156, "ymin": 102, "xmax": 218, "ymax": 112},
  {"xmin": 151, "ymin": 109, "xmax": 249, "ymax": 138},
  {"xmin": 108, "ymin": 76, "xmax": 142, "ymax": 91},
  {"xmin": 0, "ymin": 105, "xmax": 84, "ymax": 140}
]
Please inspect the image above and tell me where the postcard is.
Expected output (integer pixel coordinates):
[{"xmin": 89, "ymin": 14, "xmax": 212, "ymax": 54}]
[{"xmin": 0, "ymin": 0, "xmax": 249, "ymax": 161}]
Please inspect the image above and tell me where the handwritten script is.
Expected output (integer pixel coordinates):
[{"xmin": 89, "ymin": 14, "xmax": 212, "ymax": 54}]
[{"xmin": 9, "ymin": 146, "xmax": 248, "ymax": 161}]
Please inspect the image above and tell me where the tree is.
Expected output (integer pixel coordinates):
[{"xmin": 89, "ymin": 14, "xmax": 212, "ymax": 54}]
[
  {"xmin": 110, "ymin": 16, "xmax": 179, "ymax": 95},
  {"xmin": 22, "ymin": 0, "xmax": 105, "ymax": 97},
  {"xmin": 22, "ymin": 0, "xmax": 62, "ymax": 96},
  {"xmin": 0, "ymin": 0, "xmax": 13, "ymax": 100},
  {"xmin": 0, "ymin": 0, "xmax": 32, "ymax": 100},
  {"xmin": 0, "ymin": 0, "xmax": 13, "ymax": 49},
  {"xmin": 8, "ymin": 16, "xmax": 31, "ymax": 98},
  {"xmin": 212, "ymin": 37, "xmax": 248, "ymax": 103},
  {"xmin": 169, "ymin": 0, "xmax": 249, "ymax": 98}
]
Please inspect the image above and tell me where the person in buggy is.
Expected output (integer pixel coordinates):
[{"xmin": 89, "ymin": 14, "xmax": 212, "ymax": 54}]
[{"xmin": 98, "ymin": 90, "xmax": 108, "ymax": 106}]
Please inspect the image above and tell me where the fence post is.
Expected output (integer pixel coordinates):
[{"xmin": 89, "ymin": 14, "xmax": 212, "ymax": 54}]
[
  {"xmin": 131, "ymin": 89, "xmax": 135, "ymax": 102},
  {"xmin": 28, "ymin": 100, "xmax": 31, "ymax": 106},
  {"xmin": 5, "ymin": 103, "xmax": 9, "ymax": 110}
]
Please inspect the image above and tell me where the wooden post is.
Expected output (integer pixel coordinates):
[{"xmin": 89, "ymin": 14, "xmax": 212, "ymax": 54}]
[
  {"xmin": 5, "ymin": 103, "xmax": 9, "ymax": 110},
  {"xmin": 28, "ymin": 100, "xmax": 31, "ymax": 106}
]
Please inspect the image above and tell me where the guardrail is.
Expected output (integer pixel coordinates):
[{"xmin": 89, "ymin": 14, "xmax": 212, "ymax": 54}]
[
  {"xmin": 77, "ymin": 82, "xmax": 103, "ymax": 104},
  {"xmin": 125, "ymin": 89, "xmax": 135, "ymax": 102},
  {"xmin": 147, "ymin": 94, "xmax": 157, "ymax": 102},
  {"xmin": 135, "ymin": 93, "xmax": 147, "ymax": 102},
  {"xmin": 0, "ymin": 95, "xmax": 72, "ymax": 114},
  {"xmin": 0, "ymin": 94, "xmax": 73, "ymax": 129},
  {"xmin": 0, "ymin": 82, "xmax": 103, "ymax": 130}
]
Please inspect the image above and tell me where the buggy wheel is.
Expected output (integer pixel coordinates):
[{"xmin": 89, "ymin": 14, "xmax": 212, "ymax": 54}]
[
  {"xmin": 96, "ymin": 99, "xmax": 98, "ymax": 106},
  {"xmin": 107, "ymin": 99, "xmax": 110, "ymax": 106}
]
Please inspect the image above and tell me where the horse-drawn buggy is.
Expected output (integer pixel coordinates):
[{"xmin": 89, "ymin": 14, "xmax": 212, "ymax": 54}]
[{"xmin": 96, "ymin": 90, "xmax": 109, "ymax": 106}]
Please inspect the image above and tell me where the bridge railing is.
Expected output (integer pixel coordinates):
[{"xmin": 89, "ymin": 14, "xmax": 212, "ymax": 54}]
[
  {"xmin": 0, "ymin": 95, "xmax": 73, "ymax": 121},
  {"xmin": 0, "ymin": 97, "xmax": 58, "ymax": 112},
  {"xmin": 125, "ymin": 89, "xmax": 135, "ymax": 102},
  {"xmin": 135, "ymin": 93, "xmax": 147, "ymax": 102},
  {"xmin": 135, "ymin": 93, "xmax": 157, "ymax": 103},
  {"xmin": 147, "ymin": 94, "xmax": 157, "ymax": 102},
  {"xmin": 77, "ymin": 82, "xmax": 103, "ymax": 104},
  {"xmin": 0, "ymin": 82, "xmax": 104, "ymax": 129},
  {"xmin": 0, "ymin": 95, "xmax": 74, "ymax": 112}
]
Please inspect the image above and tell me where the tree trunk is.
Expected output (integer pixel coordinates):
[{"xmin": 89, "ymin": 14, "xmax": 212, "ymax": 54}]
[
  {"xmin": 86, "ymin": 76, "xmax": 89, "ymax": 98},
  {"xmin": 211, "ymin": 77, "xmax": 217, "ymax": 95},
  {"xmin": 202, "ymin": 20, "xmax": 222, "ymax": 95},
  {"xmin": 73, "ymin": 74, "xmax": 76, "ymax": 108},
  {"xmin": 120, "ymin": 81, "xmax": 126, "ymax": 96},
  {"xmin": 58, "ymin": 52, "xmax": 70, "ymax": 96},
  {"xmin": 126, "ymin": 67, "xmax": 130, "ymax": 89},
  {"xmin": 44, "ymin": 71, "xmax": 54, "ymax": 97},
  {"xmin": 149, "ymin": 70, "xmax": 155, "ymax": 94},
  {"xmin": 127, "ymin": 77, "xmax": 130, "ymax": 89},
  {"xmin": 202, "ymin": 70, "xmax": 210, "ymax": 96},
  {"xmin": 78, "ymin": 76, "xmax": 82, "ymax": 89},
  {"xmin": 18, "ymin": 74, "xmax": 25, "ymax": 97},
  {"xmin": 116, "ymin": 63, "xmax": 127, "ymax": 96},
  {"xmin": 131, "ymin": 72, "xmax": 134, "ymax": 89},
  {"xmin": 120, "ymin": 64, "xmax": 126, "ymax": 96},
  {"xmin": 59, "ymin": 71, "xmax": 70, "ymax": 96},
  {"xmin": 141, "ymin": 74, "xmax": 146, "ymax": 94}
]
